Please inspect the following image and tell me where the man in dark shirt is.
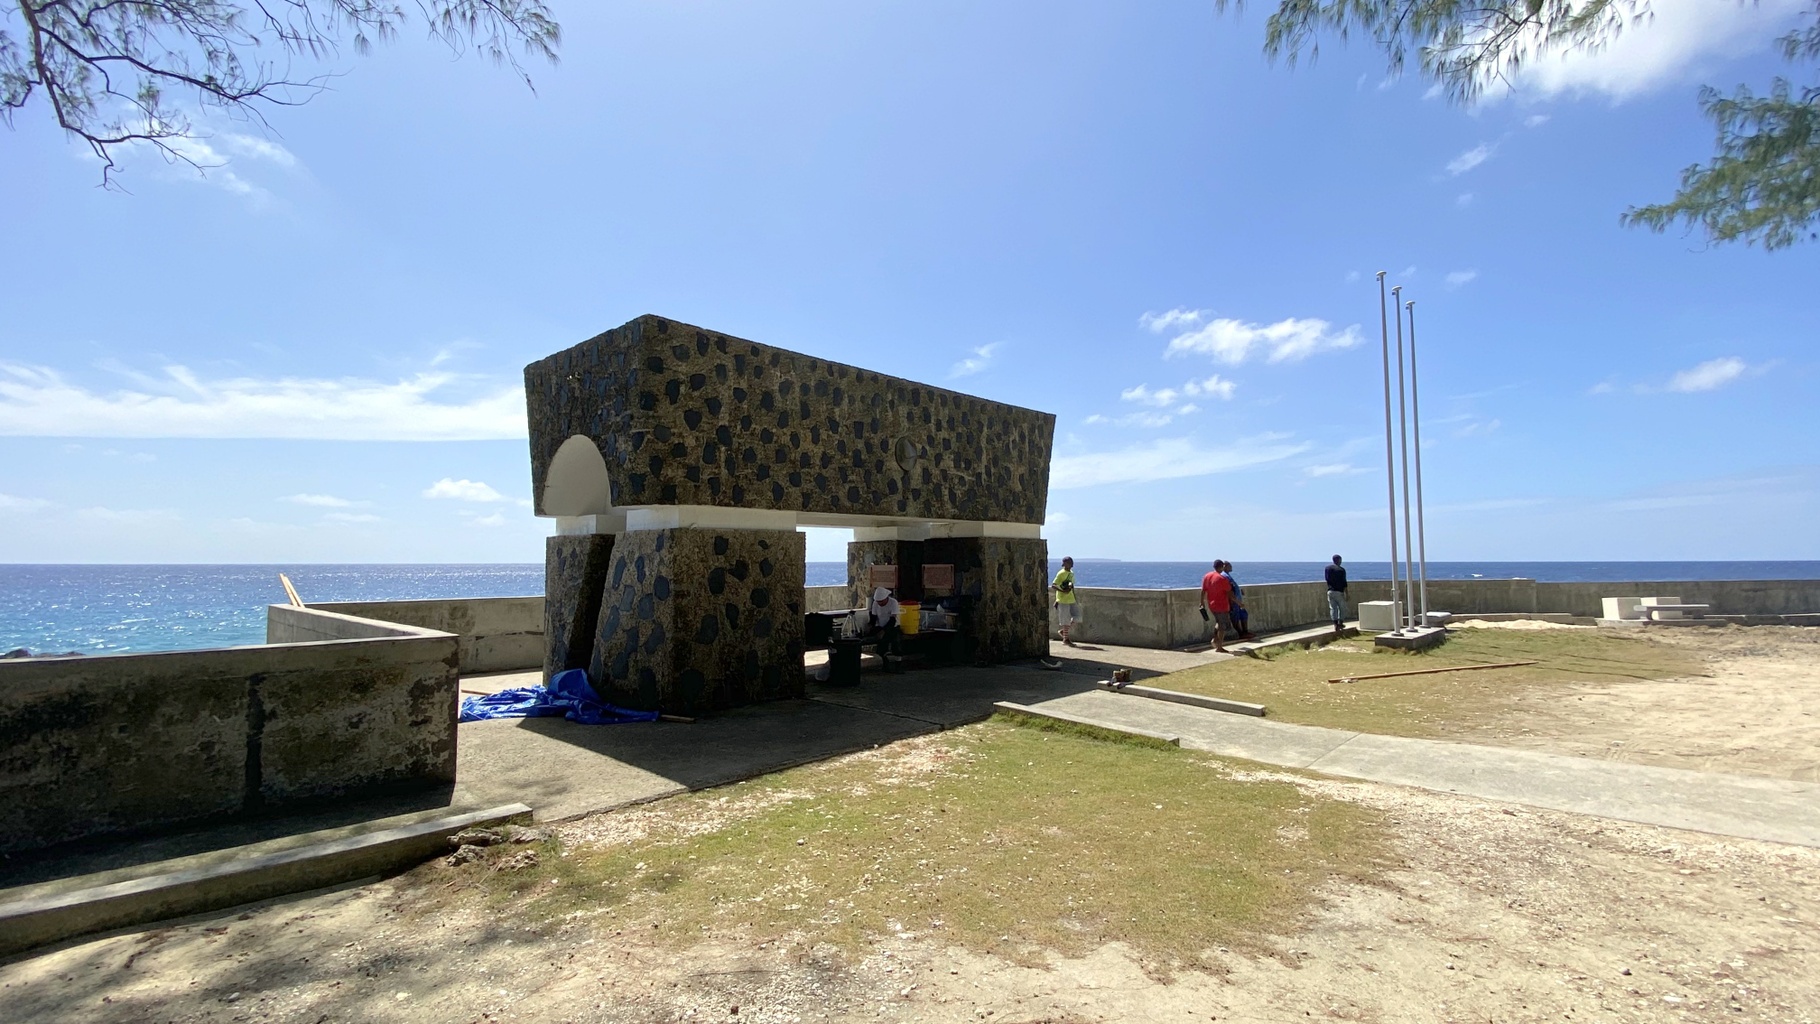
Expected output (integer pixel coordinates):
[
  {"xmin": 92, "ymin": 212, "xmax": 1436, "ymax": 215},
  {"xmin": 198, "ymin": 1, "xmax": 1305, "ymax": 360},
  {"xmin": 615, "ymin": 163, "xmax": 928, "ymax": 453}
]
[{"xmin": 1324, "ymin": 555, "xmax": 1348, "ymax": 634}]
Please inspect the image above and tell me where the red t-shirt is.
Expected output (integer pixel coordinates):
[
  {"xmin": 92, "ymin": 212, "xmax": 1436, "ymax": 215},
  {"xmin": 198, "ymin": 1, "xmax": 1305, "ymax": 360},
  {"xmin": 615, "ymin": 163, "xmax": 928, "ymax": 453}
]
[{"xmin": 1201, "ymin": 570, "xmax": 1232, "ymax": 612}]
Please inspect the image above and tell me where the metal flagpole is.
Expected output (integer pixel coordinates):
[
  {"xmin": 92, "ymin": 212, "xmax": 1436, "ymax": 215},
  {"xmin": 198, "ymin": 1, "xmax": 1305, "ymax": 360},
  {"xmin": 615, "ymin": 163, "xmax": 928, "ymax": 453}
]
[
  {"xmin": 1393, "ymin": 286, "xmax": 1416, "ymax": 630},
  {"xmin": 1376, "ymin": 272, "xmax": 1402, "ymax": 632},
  {"xmin": 1408, "ymin": 299, "xmax": 1430, "ymax": 623}
]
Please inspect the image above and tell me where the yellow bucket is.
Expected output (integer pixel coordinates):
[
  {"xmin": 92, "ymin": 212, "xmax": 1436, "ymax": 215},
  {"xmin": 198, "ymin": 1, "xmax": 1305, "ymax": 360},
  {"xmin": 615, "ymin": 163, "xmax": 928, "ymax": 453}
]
[{"xmin": 899, "ymin": 601, "xmax": 920, "ymax": 635}]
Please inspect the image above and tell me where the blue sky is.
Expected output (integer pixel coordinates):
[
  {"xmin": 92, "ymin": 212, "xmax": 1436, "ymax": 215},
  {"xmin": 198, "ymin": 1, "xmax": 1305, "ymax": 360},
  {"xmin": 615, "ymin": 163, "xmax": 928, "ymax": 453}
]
[{"xmin": 2, "ymin": 0, "xmax": 1816, "ymax": 564}]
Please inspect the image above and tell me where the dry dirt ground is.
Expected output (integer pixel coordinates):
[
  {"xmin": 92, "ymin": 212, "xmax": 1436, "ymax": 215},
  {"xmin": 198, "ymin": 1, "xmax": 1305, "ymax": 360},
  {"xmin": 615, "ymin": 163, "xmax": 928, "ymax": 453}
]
[
  {"xmin": 5, "ymin": 739, "xmax": 1816, "ymax": 1024},
  {"xmin": 1436, "ymin": 624, "xmax": 1820, "ymax": 782}
]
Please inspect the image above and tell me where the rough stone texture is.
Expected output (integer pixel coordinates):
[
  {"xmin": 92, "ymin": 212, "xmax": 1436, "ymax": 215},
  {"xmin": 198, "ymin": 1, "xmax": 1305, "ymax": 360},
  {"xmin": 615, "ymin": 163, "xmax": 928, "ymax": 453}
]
[
  {"xmin": 846, "ymin": 540, "xmax": 926, "ymax": 605},
  {"xmin": 589, "ymin": 528, "xmax": 806, "ymax": 715},
  {"xmin": 525, "ymin": 315, "xmax": 1055, "ymax": 523},
  {"xmin": 927, "ymin": 537, "xmax": 1049, "ymax": 663},
  {"xmin": 0, "ymin": 612, "xmax": 458, "ymax": 854},
  {"xmin": 542, "ymin": 534, "xmax": 616, "ymax": 680}
]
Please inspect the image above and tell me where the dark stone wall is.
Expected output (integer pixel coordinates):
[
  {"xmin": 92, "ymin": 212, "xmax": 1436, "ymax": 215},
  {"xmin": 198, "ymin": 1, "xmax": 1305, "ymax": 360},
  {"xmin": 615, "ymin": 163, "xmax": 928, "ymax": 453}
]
[
  {"xmin": 926, "ymin": 537, "xmax": 1050, "ymax": 663},
  {"xmin": 846, "ymin": 539, "xmax": 926, "ymax": 605},
  {"xmin": 589, "ymin": 528, "xmax": 806, "ymax": 716},
  {"xmin": 543, "ymin": 534, "xmax": 616, "ymax": 681},
  {"xmin": 848, "ymin": 535, "xmax": 1048, "ymax": 664},
  {"xmin": 526, "ymin": 315, "xmax": 1055, "ymax": 524}
]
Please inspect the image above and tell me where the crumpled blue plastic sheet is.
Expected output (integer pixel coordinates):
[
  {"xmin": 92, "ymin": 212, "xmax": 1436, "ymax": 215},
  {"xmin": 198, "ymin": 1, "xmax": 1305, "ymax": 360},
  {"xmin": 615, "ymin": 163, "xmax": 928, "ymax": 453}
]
[{"xmin": 459, "ymin": 669, "xmax": 660, "ymax": 725}]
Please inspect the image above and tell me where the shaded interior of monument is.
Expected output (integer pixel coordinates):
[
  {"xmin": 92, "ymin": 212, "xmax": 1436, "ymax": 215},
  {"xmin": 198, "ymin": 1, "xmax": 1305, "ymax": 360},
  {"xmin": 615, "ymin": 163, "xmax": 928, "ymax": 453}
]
[{"xmin": 528, "ymin": 315, "xmax": 1058, "ymax": 716}]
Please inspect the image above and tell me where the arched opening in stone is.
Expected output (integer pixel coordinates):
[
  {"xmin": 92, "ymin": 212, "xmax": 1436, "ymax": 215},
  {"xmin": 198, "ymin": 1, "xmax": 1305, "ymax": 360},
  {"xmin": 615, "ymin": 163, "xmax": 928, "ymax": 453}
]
[{"xmin": 541, "ymin": 435, "xmax": 613, "ymax": 516}]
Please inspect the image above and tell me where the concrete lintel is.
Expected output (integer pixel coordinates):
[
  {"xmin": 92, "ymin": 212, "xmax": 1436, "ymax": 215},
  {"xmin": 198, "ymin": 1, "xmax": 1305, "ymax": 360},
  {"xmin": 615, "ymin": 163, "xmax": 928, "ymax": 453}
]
[
  {"xmin": 555, "ymin": 513, "xmax": 625, "ymax": 536},
  {"xmin": 0, "ymin": 803, "xmax": 532, "ymax": 959},
  {"xmin": 854, "ymin": 521, "xmax": 1044, "ymax": 541},
  {"xmin": 623, "ymin": 505, "xmax": 799, "ymax": 533}
]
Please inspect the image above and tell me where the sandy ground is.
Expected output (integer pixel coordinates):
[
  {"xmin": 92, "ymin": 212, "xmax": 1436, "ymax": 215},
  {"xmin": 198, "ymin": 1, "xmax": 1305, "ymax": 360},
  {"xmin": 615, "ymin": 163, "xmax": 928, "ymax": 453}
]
[
  {"xmin": 7, "ymin": 628, "xmax": 1817, "ymax": 1023},
  {"xmin": 1447, "ymin": 625, "xmax": 1820, "ymax": 783},
  {"xmin": 5, "ymin": 744, "xmax": 1816, "ymax": 1024}
]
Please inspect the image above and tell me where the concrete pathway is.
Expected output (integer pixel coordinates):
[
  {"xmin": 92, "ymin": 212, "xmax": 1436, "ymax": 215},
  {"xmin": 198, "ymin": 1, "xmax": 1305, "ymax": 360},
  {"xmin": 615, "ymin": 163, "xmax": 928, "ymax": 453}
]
[{"xmin": 1026, "ymin": 689, "xmax": 1820, "ymax": 849}]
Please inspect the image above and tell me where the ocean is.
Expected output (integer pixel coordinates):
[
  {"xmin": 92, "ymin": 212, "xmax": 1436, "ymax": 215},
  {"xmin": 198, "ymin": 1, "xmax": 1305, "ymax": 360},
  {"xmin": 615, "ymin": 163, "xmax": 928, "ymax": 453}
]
[{"xmin": 4, "ymin": 560, "xmax": 1818, "ymax": 656}]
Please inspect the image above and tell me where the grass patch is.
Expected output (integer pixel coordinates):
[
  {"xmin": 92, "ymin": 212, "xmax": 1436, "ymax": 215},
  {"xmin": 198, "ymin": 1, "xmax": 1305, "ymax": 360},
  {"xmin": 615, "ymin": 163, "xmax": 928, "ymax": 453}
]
[
  {"xmin": 422, "ymin": 719, "xmax": 1389, "ymax": 969},
  {"xmin": 1160, "ymin": 628, "xmax": 1707, "ymax": 737}
]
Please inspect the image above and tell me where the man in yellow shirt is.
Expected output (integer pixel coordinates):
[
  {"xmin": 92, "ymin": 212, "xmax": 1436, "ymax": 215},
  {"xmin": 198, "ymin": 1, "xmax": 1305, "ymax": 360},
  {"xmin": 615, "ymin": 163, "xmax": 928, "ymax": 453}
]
[{"xmin": 1052, "ymin": 556, "xmax": 1079, "ymax": 646}]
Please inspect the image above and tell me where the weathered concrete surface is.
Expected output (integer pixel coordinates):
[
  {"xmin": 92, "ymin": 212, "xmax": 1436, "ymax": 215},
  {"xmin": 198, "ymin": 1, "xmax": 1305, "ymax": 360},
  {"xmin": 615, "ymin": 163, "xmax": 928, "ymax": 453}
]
[
  {"xmin": 0, "ymin": 804, "xmax": 530, "ymax": 958},
  {"xmin": 1049, "ymin": 579, "xmax": 1820, "ymax": 651},
  {"xmin": 307, "ymin": 597, "xmax": 543, "ymax": 674},
  {"xmin": 805, "ymin": 585, "xmax": 851, "ymax": 613},
  {"xmin": 1026, "ymin": 690, "xmax": 1820, "ymax": 848},
  {"xmin": 543, "ymin": 534, "xmax": 615, "ymax": 680},
  {"xmin": 0, "ymin": 609, "xmax": 459, "ymax": 855},
  {"xmin": 525, "ymin": 315, "xmax": 1056, "ymax": 523},
  {"xmin": 1093, "ymin": 681, "xmax": 1266, "ymax": 717},
  {"xmin": 589, "ymin": 528, "xmax": 807, "ymax": 715}
]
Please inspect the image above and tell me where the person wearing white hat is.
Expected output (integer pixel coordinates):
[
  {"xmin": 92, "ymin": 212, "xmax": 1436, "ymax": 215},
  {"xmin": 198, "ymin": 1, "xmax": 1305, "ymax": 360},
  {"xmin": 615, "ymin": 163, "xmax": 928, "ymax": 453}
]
[{"xmin": 861, "ymin": 586, "xmax": 902, "ymax": 667}]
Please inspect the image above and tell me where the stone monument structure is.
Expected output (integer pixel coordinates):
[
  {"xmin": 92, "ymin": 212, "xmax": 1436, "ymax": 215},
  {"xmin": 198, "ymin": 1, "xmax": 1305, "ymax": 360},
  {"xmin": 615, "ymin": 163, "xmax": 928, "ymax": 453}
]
[{"xmin": 525, "ymin": 315, "xmax": 1056, "ymax": 716}]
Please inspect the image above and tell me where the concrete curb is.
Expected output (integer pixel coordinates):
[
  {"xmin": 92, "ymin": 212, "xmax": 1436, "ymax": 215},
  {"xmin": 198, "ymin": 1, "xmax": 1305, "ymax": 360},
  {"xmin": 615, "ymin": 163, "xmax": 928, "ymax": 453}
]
[
  {"xmin": 0, "ymin": 803, "xmax": 532, "ymax": 959},
  {"xmin": 1224, "ymin": 623, "xmax": 1360, "ymax": 657},
  {"xmin": 992, "ymin": 701, "xmax": 1181, "ymax": 746},
  {"xmin": 1094, "ymin": 680, "xmax": 1267, "ymax": 717}
]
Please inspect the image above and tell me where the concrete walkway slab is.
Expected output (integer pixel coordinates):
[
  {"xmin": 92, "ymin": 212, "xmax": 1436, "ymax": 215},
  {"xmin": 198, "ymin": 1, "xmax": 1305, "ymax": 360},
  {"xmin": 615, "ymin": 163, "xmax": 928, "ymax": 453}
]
[{"xmin": 1026, "ymin": 690, "xmax": 1820, "ymax": 848}]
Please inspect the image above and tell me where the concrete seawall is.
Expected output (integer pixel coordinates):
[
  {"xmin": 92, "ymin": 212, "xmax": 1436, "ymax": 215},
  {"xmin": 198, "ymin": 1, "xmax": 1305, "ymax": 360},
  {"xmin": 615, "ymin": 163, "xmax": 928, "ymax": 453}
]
[
  {"xmin": 1050, "ymin": 578, "xmax": 1820, "ymax": 647},
  {"xmin": 0, "ymin": 607, "xmax": 459, "ymax": 855},
  {"xmin": 305, "ymin": 598, "xmax": 543, "ymax": 674}
]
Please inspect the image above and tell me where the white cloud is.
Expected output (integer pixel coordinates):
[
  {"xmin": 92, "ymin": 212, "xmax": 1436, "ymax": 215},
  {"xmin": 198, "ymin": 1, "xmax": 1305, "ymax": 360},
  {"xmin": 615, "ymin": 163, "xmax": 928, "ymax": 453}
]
[
  {"xmin": 1304, "ymin": 463, "xmax": 1361, "ymax": 477},
  {"xmin": 1345, "ymin": 270, "xmax": 1362, "ymax": 283},
  {"xmin": 1505, "ymin": 0, "xmax": 1808, "ymax": 102},
  {"xmin": 325, "ymin": 512, "xmax": 383, "ymax": 524},
  {"xmin": 1445, "ymin": 270, "xmax": 1479, "ymax": 288},
  {"xmin": 1045, "ymin": 511, "xmax": 1071, "ymax": 527},
  {"xmin": 424, "ymin": 478, "xmax": 509, "ymax": 503},
  {"xmin": 218, "ymin": 133, "xmax": 298, "ymax": 168},
  {"xmin": 1120, "ymin": 384, "xmax": 1179, "ymax": 408},
  {"xmin": 1176, "ymin": 403, "xmax": 1199, "ymax": 415},
  {"xmin": 1667, "ymin": 357, "xmax": 1747, "ymax": 393},
  {"xmin": 0, "ymin": 493, "xmax": 53, "ymax": 512},
  {"xmin": 1524, "ymin": 114, "xmax": 1551, "ymax": 128},
  {"xmin": 1455, "ymin": 418, "xmax": 1502, "ymax": 437},
  {"xmin": 1399, "ymin": 266, "xmax": 1418, "ymax": 279},
  {"xmin": 1588, "ymin": 381, "xmax": 1616, "ymax": 395},
  {"xmin": 468, "ymin": 512, "xmax": 508, "ymax": 527},
  {"xmin": 1456, "ymin": 193, "xmax": 1475, "ymax": 207},
  {"xmin": 1118, "ymin": 411, "xmax": 1177, "ymax": 428},
  {"xmin": 0, "ymin": 362, "xmax": 527, "ymax": 440},
  {"xmin": 949, "ymin": 343, "xmax": 1002, "ymax": 378},
  {"xmin": 1050, "ymin": 436, "xmax": 1312, "ymax": 489},
  {"xmin": 1164, "ymin": 317, "xmax": 1361, "ymax": 365},
  {"xmin": 1083, "ymin": 414, "xmax": 1108, "ymax": 425},
  {"xmin": 284, "ymin": 493, "xmax": 361, "ymax": 508},
  {"xmin": 1139, "ymin": 309, "xmax": 1206, "ymax": 333},
  {"xmin": 1182, "ymin": 375, "xmax": 1237, "ymax": 400},
  {"xmin": 1446, "ymin": 144, "xmax": 1494, "ymax": 175}
]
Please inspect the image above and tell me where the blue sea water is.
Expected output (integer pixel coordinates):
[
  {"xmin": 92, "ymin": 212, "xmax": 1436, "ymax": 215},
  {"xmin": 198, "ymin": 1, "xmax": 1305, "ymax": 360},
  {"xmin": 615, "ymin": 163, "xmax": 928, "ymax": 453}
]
[{"xmin": 4, "ymin": 560, "xmax": 1818, "ymax": 656}]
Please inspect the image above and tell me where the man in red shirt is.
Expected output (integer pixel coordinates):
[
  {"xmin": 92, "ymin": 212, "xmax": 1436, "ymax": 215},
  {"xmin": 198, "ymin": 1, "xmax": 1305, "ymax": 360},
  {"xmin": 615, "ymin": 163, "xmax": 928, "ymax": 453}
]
[{"xmin": 1201, "ymin": 562, "xmax": 1234, "ymax": 653}]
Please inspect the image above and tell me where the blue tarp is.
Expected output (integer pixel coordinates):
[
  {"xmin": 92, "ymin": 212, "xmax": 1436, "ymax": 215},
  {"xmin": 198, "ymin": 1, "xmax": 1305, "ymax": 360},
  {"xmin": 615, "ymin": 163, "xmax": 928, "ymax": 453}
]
[{"xmin": 459, "ymin": 669, "xmax": 661, "ymax": 725}]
